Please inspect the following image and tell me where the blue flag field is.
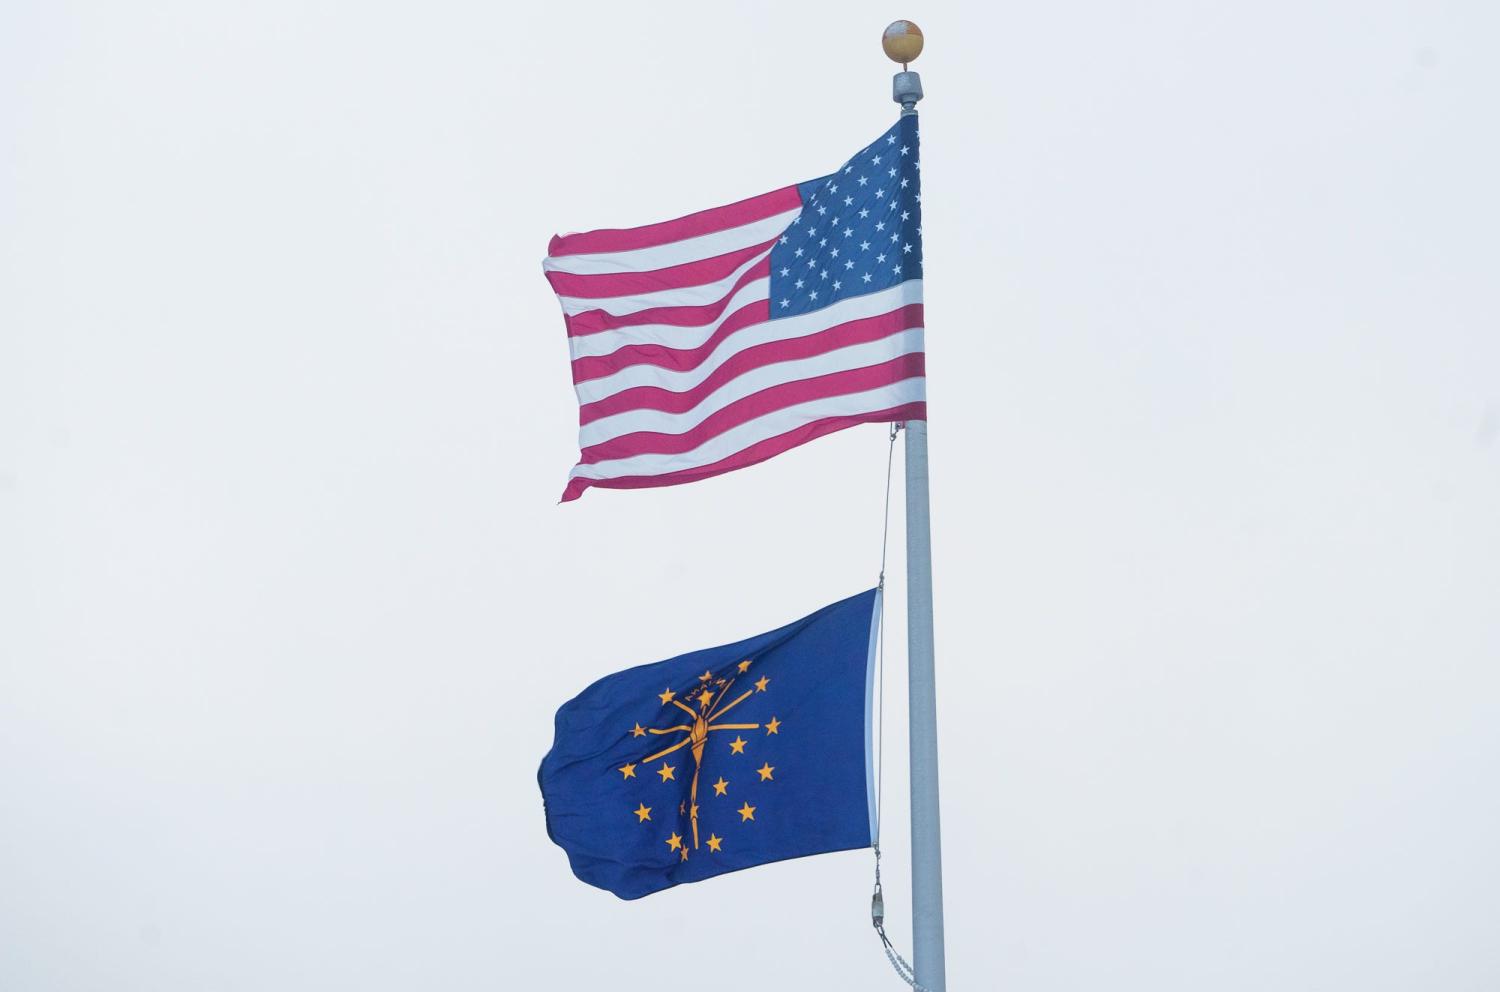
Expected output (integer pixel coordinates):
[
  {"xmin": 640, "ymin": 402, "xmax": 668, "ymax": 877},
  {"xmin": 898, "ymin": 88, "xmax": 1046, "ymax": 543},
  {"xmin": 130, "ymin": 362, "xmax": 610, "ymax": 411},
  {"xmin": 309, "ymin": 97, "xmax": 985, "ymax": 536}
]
[{"xmin": 538, "ymin": 589, "xmax": 881, "ymax": 899}]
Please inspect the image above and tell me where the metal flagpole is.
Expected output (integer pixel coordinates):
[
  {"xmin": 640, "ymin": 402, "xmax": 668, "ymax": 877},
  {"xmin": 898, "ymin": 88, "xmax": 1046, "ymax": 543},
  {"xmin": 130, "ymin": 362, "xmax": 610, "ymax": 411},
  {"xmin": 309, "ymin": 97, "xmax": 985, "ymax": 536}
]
[
  {"xmin": 905, "ymin": 420, "xmax": 946, "ymax": 992},
  {"xmin": 885, "ymin": 19, "xmax": 947, "ymax": 992}
]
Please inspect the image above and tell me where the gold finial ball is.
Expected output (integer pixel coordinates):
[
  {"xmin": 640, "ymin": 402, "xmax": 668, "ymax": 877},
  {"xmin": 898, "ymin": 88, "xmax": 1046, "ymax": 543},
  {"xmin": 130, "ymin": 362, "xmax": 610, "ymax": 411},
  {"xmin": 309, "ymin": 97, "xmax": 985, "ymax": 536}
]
[{"xmin": 882, "ymin": 20, "xmax": 924, "ymax": 66}]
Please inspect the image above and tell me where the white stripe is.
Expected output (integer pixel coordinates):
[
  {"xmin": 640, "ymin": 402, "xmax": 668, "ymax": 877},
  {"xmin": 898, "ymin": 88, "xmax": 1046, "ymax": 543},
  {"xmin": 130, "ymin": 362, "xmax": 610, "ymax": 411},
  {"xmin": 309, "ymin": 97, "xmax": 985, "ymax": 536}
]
[
  {"xmin": 555, "ymin": 246, "xmax": 771, "ymax": 317},
  {"xmin": 543, "ymin": 207, "xmax": 800, "ymax": 276},
  {"xmin": 567, "ymin": 279, "xmax": 771, "ymax": 361},
  {"xmin": 579, "ymin": 328, "xmax": 925, "ymax": 447},
  {"xmin": 568, "ymin": 378, "xmax": 926, "ymax": 481},
  {"xmin": 574, "ymin": 281, "xmax": 923, "ymax": 405}
]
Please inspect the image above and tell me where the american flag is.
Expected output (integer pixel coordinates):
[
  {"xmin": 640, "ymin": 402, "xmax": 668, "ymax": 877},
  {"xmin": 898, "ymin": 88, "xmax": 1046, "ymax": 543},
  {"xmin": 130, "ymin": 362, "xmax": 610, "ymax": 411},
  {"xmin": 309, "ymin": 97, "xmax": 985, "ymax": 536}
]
[{"xmin": 544, "ymin": 115, "xmax": 924, "ymax": 502}]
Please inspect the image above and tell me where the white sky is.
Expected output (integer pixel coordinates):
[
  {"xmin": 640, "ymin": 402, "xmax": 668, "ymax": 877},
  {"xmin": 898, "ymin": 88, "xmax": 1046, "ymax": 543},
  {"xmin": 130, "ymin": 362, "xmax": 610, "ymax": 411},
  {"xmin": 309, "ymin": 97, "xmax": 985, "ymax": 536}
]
[{"xmin": 3, "ymin": 1, "xmax": 1498, "ymax": 989}]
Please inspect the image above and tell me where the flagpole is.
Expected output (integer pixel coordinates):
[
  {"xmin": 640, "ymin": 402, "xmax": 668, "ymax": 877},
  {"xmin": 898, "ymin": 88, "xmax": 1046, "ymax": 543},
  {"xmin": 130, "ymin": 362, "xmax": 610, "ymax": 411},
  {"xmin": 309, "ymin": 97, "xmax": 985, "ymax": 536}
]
[
  {"xmin": 885, "ymin": 20, "xmax": 947, "ymax": 992},
  {"xmin": 904, "ymin": 419, "xmax": 946, "ymax": 992}
]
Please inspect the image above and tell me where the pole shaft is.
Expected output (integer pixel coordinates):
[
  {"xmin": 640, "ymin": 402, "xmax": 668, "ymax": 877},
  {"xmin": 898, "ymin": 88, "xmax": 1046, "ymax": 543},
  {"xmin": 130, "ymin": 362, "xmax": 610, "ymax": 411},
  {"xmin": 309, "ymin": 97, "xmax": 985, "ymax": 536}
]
[{"xmin": 904, "ymin": 418, "xmax": 946, "ymax": 989}]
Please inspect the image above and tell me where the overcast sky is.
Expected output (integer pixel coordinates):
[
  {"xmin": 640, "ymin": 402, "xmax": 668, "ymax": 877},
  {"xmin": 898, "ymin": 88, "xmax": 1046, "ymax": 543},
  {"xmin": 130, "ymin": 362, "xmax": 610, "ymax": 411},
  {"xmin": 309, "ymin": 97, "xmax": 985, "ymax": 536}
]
[{"xmin": 3, "ymin": 2, "xmax": 1498, "ymax": 989}]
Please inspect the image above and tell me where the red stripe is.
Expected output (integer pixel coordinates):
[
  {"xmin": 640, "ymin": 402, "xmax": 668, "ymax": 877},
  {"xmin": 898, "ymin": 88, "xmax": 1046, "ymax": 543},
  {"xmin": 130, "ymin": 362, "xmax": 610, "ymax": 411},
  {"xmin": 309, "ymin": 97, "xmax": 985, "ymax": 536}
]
[
  {"xmin": 575, "ymin": 303, "xmax": 924, "ymax": 403},
  {"xmin": 560, "ymin": 404, "xmax": 928, "ymax": 501},
  {"xmin": 577, "ymin": 358, "xmax": 925, "ymax": 464},
  {"xmin": 564, "ymin": 258, "xmax": 771, "ymax": 337},
  {"xmin": 548, "ymin": 187, "xmax": 800, "ymax": 258},
  {"xmin": 544, "ymin": 238, "xmax": 776, "ymax": 300}
]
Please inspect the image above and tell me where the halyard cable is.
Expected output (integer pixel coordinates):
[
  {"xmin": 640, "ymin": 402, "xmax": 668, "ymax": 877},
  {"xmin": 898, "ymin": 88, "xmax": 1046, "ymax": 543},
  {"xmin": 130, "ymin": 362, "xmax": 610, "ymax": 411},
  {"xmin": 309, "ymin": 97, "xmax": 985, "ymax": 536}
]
[
  {"xmin": 871, "ymin": 422, "xmax": 930, "ymax": 991},
  {"xmin": 877, "ymin": 420, "xmax": 900, "ymax": 838}
]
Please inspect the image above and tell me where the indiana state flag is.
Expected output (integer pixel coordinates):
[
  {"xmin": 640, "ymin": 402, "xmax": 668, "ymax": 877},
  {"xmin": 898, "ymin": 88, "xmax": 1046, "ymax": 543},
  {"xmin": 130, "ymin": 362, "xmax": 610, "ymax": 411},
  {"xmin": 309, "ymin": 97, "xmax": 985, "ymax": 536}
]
[{"xmin": 538, "ymin": 589, "xmax": 880, "ymax": 899}]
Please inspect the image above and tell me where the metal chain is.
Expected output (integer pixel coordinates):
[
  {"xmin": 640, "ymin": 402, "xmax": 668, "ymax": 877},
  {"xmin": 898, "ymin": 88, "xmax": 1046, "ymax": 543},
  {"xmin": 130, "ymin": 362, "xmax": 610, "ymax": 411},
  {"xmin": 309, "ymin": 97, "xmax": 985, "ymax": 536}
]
[{"xmin": 872, "ymin": 845, "xmax": 933, "ymax": 992}]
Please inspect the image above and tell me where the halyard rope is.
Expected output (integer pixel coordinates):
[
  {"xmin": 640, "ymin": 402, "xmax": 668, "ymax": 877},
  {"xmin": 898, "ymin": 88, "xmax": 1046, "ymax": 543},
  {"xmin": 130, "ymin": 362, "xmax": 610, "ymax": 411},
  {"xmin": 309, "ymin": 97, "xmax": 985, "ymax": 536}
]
[
  {"xmin": 871, "ymin": 422, "xmax": 931, "ymax": 991},
  {"xmin": 877, "ymin": 420, "xmax": 899, "ymax": 838}
]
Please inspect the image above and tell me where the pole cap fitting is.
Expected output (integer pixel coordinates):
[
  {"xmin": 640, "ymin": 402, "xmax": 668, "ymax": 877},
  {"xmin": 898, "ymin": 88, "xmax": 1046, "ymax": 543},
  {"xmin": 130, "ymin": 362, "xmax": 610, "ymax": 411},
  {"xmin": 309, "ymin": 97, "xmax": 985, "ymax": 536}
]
[{"xmin": 893, "ymin": 70, "xmax": 923, "ymax": 111}]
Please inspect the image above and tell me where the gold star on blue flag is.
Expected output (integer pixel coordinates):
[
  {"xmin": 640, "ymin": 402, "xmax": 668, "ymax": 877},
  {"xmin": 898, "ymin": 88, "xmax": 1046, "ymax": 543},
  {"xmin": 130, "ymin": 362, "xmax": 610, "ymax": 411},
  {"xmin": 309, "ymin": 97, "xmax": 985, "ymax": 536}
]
[{"xmin": 538, "ymin": 590, "xmax": 880, "ymax": 899}]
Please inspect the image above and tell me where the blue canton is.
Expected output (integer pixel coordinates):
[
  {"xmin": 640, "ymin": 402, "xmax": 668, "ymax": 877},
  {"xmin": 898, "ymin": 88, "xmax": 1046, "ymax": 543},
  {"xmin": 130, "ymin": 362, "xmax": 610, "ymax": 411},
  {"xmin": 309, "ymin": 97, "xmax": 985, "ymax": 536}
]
[{"xmin": 769, "ymin": 115, "xmax": 922, "ymax": 318}]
